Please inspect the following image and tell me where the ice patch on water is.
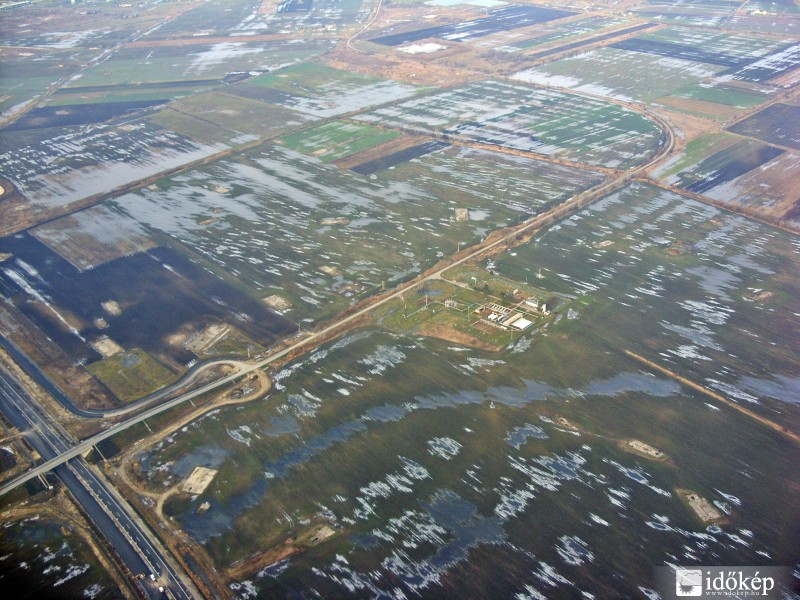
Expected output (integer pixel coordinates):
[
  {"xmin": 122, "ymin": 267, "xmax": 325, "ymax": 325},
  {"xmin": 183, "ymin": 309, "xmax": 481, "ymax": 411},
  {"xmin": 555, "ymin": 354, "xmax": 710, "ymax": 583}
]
[
  {"xmin": 54, "ymin": 563, "xmax": 89, "ymax": 586},
  {"xmin": 506, "ymin": 424, "xmax": 549, "ymax": 449},
  {"xmin": 556, "ymin": 535, "xmax": 594, "ymax": 566},
  {"xmin": 359, "ymin": 345, "xmax": 407, "ymax": 375},
  {"xmin": 516, "ymin": 585, "xmax": 548, "ymax": 600},
  {"xmin": 510, "ymin": 335, "xmax": 534, "ymax": 354},
  {"xmin": 706, "ymin": 380, "xmax": 759, "ymax": 404},
  {"xmin": 226, "ymin": 424, "xmax": 259, "ymax": 447},
  {"xmin": 230, "ymin": 580, "xmax": 258, "ymax": 599},
  {"xmin": 82, "ymin": 584, "xmax": 103, "ymax": 599},
  {"xmin": 607, "ymin": 487, "xmax": 630, "ymax": 509},
  {"xmin": 352, "ymin": 457, "xmax": 430, "ymax": 521},
  {"xmin": 679, "ymin": 299, "xmax": 734, "ymax": 326},
  {"xmin": 639, "ymin": 587, "xmax": 662, "ymax": 600},
  {"xmin": 427, "ymin": 437, "xmax": 462, "ymax": 460},
  {"xmin": 713, "ymin": 489, "xmax": 741, "ymax": 506},
  {"xmin": 603, "ymin": 459, "xmax": 671, "ymax": 497},
  {"xmin": 589, "ymin": 513, "xmax": 609, "ymax": 526}
]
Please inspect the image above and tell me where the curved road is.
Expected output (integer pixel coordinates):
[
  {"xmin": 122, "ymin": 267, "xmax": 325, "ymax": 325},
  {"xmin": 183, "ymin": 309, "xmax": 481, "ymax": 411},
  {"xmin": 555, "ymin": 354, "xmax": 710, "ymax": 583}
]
[{"xmin": 0, "ymin": 367, "xmax": 195, "ymax": 599}]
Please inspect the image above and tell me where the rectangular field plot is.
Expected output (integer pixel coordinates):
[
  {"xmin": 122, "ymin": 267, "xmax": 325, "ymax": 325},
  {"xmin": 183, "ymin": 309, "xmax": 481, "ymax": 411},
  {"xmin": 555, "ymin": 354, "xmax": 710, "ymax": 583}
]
[
  {"xmin": 728, "ymin": 104, "xmax": 800, "ymax": 149},
  {"xmin": 670, "ymin": 82, "xmax": 770, "ymax": 109},
  {"xmin": 278, "ymin": 121, "xmax": 402, "ymax": 162},
  {"xmin": 87, "ymin": 348, "xmax": 176, "ymax": 404},
  {"xmin": 0, "ymin": 120, "xmax": 227, "ymax": 212},
  {"xmin": 634, "ymin": 2, "xmax": 739, "ymax": 28},
  {"xmin": 654, "ymin": 134, "xmax": 800, "ymax": 221},
  {"xmin": 508, "ymin": 16, "xmax": 625, "ymax": 51},
  {"xmin": 141, "ymin": 0, "xmax": 365, "ymax": 38},
  {"xmin": 350, "ymin": 140, "xmax": 449, "ymax": 175},
  {"xmin": 722, "ymin": 42, "xmax": 800, "ymax": 84},
  {"xmin": 0, "ymin": 235, "xmax": 296, "ymax": 376},
  {"xmin": 613, "ymin": 26, "xmax": 786, "ymax": 66},
  {"xmin": 367, "ymin": 5, "xmax": 573, "ymax": 46},
  {"xmin": 513, "ymin": 47, "xmax": 724, "ymax": 102},
  {"xmin": 107, "ymin": 143, "xmax": 602, "ymax": 324},
  {"xmin": 661, "ymin": 138, "xmax": 784, "ymax": 193},
  {"xmin": 30, "ymin": 206, "xmax": 156, "ymax": 272},
  {"xmin": 0, "ymin": 47, "xmax": 98, "ymax": 117},
  {"xmin": 230, "ymin": 62, "xmax": 419, "ymax": 118},
  {"xmin": 356, "ymin": 80, "xmax": 662, "ymax": 169},
  {"xmin": 373, "ymin": 145, "xmax": 604, "ymax": 214},
  {"xmin": 61, "ymin": 38, "xmax": 334, "ymax": 95},
  {"xmin": 149, "ymin": 91, "xmax": 313, "ymax": 144},
  {"xmin": 2, "ymin": 100, "xmax": 168, "ymax": 133}
]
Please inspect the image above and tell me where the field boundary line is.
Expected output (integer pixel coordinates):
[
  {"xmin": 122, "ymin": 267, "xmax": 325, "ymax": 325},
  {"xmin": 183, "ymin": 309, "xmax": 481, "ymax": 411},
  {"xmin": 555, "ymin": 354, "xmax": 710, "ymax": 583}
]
[{"xmin": 625, "ymin": 350, "xmax": 800, "ymax": 445}]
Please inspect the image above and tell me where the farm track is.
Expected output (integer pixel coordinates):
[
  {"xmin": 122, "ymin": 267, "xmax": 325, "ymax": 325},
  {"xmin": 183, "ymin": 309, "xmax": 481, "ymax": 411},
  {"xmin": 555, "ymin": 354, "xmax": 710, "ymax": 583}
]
[{"xmin": 625, "ymin": 350, "xmax": 800, "ymax": 445}]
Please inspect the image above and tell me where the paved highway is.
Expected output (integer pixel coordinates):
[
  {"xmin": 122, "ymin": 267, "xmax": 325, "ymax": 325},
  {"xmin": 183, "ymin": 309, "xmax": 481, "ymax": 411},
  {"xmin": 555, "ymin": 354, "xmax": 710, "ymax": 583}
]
[{"xmin": 0, "ymin": 366, "xmax": 193, "ymax": 599}]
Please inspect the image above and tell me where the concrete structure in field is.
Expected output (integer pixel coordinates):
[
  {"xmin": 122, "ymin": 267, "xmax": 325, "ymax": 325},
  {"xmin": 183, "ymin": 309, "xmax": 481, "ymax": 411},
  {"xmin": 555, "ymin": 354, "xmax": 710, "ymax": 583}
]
[
  {"xmin": 454, "ymin": 208, "xmax": 470, "ymax": 222},
  {"xmin": 182, "ymin": 467, "xmax": 217, "ymax": 495},
  {"xmin": 684, "ymin": 491, "xmax": 722, "ymax": 523},
  {"xmin": 627, "ymin": 439, "xmax": 665, "ymax": 459}
]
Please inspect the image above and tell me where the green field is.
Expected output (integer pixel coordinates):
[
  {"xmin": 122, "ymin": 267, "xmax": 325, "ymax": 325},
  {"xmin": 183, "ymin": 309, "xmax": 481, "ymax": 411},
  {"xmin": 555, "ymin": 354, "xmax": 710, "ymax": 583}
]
[
  {"xmin": 249, "ymin": 62, "xmax": 383, "ymax": 96},
  {"xmin": 278, "ymin": 121, "xmax": 401, "ymax": 162},
  {"xmin": 148, "ymin": 92, "xmax": 313, "ymax": 145},
  {"xmin": 87, "ymin": 348, "xmax": 176, "ymax": 403},
  {"xmin": 513, "ymin": 46, "xmax": 726, "ymax": 102},
  {"xmin": 671, "ymin": 82, "xmax": 770, "ymax": 108},
  {"xmin": 652, "ymin": 133, "xmax": 739, "ymax": 179}
]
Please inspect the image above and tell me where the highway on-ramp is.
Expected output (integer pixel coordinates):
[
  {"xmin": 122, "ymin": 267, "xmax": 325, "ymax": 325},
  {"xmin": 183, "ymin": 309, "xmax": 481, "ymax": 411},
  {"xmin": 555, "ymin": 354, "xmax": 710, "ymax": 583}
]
[{"xmin": 0, "ymin": 366, "xmax": 194, "ymax": 599}]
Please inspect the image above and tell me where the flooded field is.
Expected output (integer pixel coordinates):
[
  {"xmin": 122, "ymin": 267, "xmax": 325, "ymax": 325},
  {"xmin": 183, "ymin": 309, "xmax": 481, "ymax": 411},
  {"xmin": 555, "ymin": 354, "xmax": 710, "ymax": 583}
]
[
  {"xmin": 492, "ymin": 182, "xmax": 800, "ymax": 423},
  {"xmin": 130, "ymin": 184, "xmax": 800, "ymax": 597},
  {"xmin": 0, "ymin": 235, "xmax": 295, "ymax": 373},
  {"xmin": 356, "ymin": 80, "xmax": 662, "ymax": 169},
  {"xmin": 1, "ymin": 0, "xmax": 798, "ymax": 595},
  {"xmin": 0, "ymin": 514, "xmax": 118, "ymax": 599},
  {"xmin": 367, "ymin": 5, "xmax": 573, "ymax": 46},
  {"xmin": 729, "ymin": 103, "xmax": 800, "ymax": 150},
  {"xmin": 507, "ymin": 16, "xmax": 626, "ymax": 52},
  {"xmin": 228, "ymin": 63, "xmax": 419, "ymax": 118},
  {"xmin": 107, "ymin": 142, "xmax": 601, "ymax": 324},
  {"xmin": 513, "ymin": 25, "xmax": 785, "ymax": 111},
  {"xmin": 0, "ymin": 120, "xmax": 226, "ymax": 213},
  {"xmin": 656, "ymin": 136, "xmax": 800, "ymax": 216},
  {"xmin": 2, "ymin": 100, "xmax": 168, "ymax": 132},
  {"xmin": 614, "ymin": 26, "xmax": 786, "ymax": 66}
]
